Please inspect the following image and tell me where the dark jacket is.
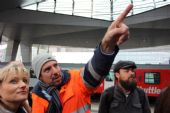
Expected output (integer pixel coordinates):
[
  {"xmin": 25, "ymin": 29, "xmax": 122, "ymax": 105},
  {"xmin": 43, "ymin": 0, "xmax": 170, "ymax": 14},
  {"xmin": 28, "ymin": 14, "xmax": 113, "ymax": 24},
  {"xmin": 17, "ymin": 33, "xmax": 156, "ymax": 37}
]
[
  {"xmin": 0, "ymin": 105, "xmax": 26, "ymax": 113},
  {"xmin": 17, "ymin": 107, "xmax": 27, "ymax": 113},
  {"xmin": 154, "ymin": 86, "xmax": 170, "ymax": 113},
  {"xmin": 99, "ymin": 85, "xmax": 151, "ymax": 113}
]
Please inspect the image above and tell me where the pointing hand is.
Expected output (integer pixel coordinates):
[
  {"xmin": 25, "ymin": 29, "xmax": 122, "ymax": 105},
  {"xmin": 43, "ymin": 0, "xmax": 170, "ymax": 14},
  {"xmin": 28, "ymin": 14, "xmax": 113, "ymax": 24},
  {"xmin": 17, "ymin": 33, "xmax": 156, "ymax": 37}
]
[{"xmin": 101, "ymin": 4, "xmax": 133, "ymax": 53}]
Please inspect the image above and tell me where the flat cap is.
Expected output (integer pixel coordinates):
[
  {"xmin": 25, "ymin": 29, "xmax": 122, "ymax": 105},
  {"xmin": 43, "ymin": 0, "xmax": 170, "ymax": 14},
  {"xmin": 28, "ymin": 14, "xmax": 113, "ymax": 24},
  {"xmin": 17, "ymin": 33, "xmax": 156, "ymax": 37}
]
[{"xmin": 114, "ymin": 60, "xmax": 137, "ymax": 72}]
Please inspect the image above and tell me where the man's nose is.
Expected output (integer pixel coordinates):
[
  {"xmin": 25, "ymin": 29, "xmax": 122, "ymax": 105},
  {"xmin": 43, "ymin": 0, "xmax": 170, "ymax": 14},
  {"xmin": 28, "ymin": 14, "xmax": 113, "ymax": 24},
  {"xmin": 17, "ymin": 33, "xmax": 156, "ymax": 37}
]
[
  {"xmin": 51, "ymin": 66, "xmax": 60, "ymax": 75},
  {"xmin": 131, "ymin": 73, "xmax": 136, "ymax": 78},
  {"xmin": 129, "ymin": 71, "xmax": 135, "ymax": 77}
]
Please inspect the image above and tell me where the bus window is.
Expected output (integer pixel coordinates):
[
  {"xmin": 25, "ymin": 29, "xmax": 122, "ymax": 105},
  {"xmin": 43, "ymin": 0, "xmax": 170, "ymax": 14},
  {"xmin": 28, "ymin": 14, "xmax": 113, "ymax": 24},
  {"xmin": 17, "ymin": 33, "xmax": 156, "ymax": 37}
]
[
  {"xmin": 105, "ymin": 71, "xmax": 114, "ymax": 81},
  {"xmin": 104, "ymin": 71, "xmax": 115, "ymax": 89},
  {"xmin": 144, "ymin": 72, "xmax": 160, "ymax": 84}
]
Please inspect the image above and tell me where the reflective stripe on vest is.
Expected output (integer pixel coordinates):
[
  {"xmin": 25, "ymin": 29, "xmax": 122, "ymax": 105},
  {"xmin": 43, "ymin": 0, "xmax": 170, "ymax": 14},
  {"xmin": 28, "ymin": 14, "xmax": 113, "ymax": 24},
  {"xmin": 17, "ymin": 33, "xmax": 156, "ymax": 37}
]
[
  {"xmin": 81, "ymin": 68, "xmax": 94, "ymax": 88},
  {"xmin": 88, "ymin": 59, "xmax": 102, "ymax": 81},
  {"xmin": 72, "ymin": 104, "xmax": 91, "ymax": 113},
  {"xmin": 82, "ymin": 60, "xmax": 103, "ymax": 88}
]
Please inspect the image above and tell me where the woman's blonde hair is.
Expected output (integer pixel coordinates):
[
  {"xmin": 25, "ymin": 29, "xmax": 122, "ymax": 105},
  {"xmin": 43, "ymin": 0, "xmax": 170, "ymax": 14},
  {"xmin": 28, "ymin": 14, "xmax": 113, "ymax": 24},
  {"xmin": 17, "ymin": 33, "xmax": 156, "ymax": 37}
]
[{"xmin": 0, "ymin": 61, "xmax": 29, "ymax": 84}]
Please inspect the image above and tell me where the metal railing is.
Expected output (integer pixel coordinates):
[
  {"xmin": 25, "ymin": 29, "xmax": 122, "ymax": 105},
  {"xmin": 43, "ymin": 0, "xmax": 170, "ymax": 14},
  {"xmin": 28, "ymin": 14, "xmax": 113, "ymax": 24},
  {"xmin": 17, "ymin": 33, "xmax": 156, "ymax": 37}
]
[{"xmin": 23, "ymin": 0, "xmax": 170, "ymax": 21}]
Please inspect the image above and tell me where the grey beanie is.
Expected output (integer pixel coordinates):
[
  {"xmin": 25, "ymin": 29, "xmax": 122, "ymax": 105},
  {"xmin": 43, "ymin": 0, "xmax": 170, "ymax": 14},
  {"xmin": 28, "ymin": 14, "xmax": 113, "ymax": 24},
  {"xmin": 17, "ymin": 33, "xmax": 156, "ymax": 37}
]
[{"xmin": 31, "ymin": 53, "xmax": 56, "ymax": 79}]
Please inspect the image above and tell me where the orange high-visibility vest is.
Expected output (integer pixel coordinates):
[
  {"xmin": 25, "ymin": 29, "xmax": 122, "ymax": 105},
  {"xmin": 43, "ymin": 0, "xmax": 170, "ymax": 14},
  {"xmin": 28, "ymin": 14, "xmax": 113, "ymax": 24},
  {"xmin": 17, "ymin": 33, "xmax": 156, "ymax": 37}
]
[
  {"xmin": 32, "ymin": 69, "xmax": 95, "ymax": 113},
  {"xmin": 32, "ymin": 93, "xmax": 49, "ymax": 113},
  {"xmin": 60, "ymin": 69, "xmax": 94, "ymax": 113}
]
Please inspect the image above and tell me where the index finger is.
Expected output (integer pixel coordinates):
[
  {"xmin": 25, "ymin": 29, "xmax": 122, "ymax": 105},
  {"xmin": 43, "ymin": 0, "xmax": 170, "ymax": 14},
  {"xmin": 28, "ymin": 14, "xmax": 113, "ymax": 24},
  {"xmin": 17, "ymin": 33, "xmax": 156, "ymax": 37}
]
[{"xmin": 115, "ymin": 4, "xmax": 133, "ymax": 25}]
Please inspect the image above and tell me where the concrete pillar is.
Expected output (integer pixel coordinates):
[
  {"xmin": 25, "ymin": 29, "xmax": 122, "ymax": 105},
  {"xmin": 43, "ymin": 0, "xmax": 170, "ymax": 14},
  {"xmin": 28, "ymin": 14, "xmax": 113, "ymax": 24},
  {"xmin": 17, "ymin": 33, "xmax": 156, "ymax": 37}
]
[
  {"xmin": 0, "ymin": 31, "xmax": 2, "ymax": 43},
  {"xmin": 5, "ymin": 39, "xmax": 20, "ymax": 61},
  {"xmin": 0, "ymin": 23, "xmax": 6, "ymax": 43},
  {"xmin": 20, "ymin": 42, "xmax": 32, "ymax": 62}
]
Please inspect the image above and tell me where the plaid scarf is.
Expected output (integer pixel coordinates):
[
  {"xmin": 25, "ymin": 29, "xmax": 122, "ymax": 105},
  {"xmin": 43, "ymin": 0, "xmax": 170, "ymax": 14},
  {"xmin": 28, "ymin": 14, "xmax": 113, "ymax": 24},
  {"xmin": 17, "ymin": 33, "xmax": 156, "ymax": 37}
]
[
  {"xmin": 32, "ymin": 70, "xmax": 70, "ymax": 113},
  {"xmin": 38, "ymin": 81, "xmax": 62, "ymax": 113}
]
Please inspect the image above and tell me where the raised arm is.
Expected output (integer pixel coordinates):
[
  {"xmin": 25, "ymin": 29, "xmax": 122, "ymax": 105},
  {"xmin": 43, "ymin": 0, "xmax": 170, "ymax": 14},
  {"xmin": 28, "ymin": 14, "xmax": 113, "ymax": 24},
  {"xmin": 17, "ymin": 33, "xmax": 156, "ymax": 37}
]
[{"xmin": 83, "ymin": 4, "xmax": 133, "ymax": 88}]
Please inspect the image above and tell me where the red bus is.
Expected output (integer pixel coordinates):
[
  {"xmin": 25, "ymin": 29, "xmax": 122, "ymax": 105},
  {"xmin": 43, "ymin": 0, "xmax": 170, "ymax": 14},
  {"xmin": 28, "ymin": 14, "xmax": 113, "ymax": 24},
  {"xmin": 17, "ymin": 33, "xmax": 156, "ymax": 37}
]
[{"xmin": 135, "ymin": 65, "xmax": 170, "ymax": 97}]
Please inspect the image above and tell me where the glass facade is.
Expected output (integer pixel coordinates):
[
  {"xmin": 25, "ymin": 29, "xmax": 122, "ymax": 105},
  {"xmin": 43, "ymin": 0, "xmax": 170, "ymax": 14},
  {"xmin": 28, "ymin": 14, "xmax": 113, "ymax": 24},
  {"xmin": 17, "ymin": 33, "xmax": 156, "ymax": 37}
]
[{"xmin": 23, "ymin": 0, "xmax": 170, "ymax": 21}]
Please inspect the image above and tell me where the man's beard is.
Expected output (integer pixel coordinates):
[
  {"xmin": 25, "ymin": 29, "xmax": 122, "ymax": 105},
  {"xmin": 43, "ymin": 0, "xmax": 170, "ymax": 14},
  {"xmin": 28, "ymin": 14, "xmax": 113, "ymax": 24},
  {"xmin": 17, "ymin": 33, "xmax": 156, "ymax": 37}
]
[{"xmin": 120, "ymin": 78, "xmax": 137, "ymax": 91}]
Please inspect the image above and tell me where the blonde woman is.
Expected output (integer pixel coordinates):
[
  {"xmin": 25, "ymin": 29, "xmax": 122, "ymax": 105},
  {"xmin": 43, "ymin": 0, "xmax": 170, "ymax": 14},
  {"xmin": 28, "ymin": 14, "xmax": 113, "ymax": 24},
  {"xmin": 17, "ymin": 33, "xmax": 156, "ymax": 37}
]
[{"xmin": 0, "ymin": 61, "xmax": 31, "ymax": 113}]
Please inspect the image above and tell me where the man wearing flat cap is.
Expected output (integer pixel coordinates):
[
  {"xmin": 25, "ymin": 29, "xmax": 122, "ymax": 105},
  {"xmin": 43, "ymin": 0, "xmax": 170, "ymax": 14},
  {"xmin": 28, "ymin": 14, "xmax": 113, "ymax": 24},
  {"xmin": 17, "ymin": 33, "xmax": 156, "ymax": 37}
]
[{"xmin": 99, "ymin": 60, "xmax": 151, "ymax": 113}]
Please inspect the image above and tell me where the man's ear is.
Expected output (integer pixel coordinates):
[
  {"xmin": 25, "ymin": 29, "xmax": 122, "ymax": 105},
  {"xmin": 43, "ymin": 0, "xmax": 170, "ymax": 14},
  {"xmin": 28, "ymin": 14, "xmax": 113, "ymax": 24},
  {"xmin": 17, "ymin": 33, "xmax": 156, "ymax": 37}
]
[
  {"xmin": 115, "ymin": 72, "xmax": 120, "ymax": 80},
  {"xmin": 39, "ymin": 75, "xmax": 42, "ymax": 80}
]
